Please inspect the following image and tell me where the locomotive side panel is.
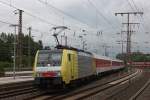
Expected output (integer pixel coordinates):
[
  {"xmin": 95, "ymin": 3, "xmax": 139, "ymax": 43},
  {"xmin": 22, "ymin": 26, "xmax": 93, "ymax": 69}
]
[
  {"xmin": 61, "ymin": 49, "xmax": 78, "ymax": 84},
  {"xmin": 77, "ymin": 52, "xmax": 95, "ymax": 79}
]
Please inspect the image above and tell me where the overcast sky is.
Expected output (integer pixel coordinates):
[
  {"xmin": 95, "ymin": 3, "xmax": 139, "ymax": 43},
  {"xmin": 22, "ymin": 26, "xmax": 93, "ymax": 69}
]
[{"xmin": 0, "ymin": 0, "xmax": 150, "ymax": 58}]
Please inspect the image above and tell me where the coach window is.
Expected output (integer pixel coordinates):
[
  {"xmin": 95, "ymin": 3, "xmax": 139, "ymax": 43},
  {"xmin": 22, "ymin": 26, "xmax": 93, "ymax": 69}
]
[{"xmin": 68, "ymin": 54, "xmax": 71, "ymax": 61}]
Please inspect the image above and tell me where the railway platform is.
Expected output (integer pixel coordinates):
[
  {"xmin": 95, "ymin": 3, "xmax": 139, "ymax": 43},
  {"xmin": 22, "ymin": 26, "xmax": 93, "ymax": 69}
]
[
  {"xmin": 0, "ymin": 76, "xmax": 33, "ymax": 85},
  {"xmin": 4, "ymin": 71, "xmax": 33, "ymax": 77}
]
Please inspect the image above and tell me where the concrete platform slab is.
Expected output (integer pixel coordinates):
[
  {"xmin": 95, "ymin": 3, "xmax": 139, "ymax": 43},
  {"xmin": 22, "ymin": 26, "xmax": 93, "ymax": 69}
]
[{"xmin": 0, "ymin": 76, "xmax": 33, "ymax": 85}]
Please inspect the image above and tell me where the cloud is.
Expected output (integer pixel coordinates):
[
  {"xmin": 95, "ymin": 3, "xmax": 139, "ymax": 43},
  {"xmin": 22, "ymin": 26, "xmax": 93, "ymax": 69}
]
[{"xmin": 0, "ymin": 0, "xmax": 149, "ymax": 57}]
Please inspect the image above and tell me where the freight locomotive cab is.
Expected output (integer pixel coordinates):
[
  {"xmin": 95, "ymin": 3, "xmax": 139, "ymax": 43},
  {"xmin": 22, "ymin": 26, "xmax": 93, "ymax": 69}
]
[{"xmin": 34, "ymin": 49, "xmax": 63, "ymax": 86}]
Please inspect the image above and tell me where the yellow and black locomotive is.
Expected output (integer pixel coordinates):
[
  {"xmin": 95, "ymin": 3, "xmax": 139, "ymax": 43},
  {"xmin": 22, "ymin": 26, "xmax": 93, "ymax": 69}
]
[{"xmin": 33, "ymin": 45, "xmax": 96, "ymax": 86}]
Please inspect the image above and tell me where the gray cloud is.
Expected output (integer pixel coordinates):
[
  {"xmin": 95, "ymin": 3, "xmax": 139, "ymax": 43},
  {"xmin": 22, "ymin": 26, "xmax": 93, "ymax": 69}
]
[{"xmin": 0, "ymin": 0, "xmax": 149, "ymax": 57}]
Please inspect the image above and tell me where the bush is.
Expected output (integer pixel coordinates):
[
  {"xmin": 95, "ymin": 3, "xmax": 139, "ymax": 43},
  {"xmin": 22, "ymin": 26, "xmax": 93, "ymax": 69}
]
[
  {"xmin": 0, "ymin": 66, "xmax": 4, "ymax": 76},
  {"xmin": 0, "ymin": 62, "xmax": 12, "ymax": 73},
  {"xmin": 0, "ymin": 62, "xmax": 5, "ymax": 77}
]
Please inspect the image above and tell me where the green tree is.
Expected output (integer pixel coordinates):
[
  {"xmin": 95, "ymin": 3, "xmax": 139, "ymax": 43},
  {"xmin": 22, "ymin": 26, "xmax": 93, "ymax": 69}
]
[{"xmin": 0, "ymin": 32, "xmax": 43, "ymax": 71}]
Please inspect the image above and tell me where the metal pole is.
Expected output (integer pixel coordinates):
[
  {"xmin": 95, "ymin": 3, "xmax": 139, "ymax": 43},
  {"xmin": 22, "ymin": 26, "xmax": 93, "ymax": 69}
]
[
  {"xmin": 13, "ymin": 26, "xmax": 16, "ymax": 79},
  {"xmin": 83, "ymin": 41, "xmax": 85, "ymax": 50},
  {"xmin": 65, "ymin": 36, "xmax": 67, "ymax": 46},
  {"xmin": 10, "ymin": 24, "xmax": 18, "ymax": 79},
  {"xmin": 18, "ymin": 9, "xmax": 23, "ymax": 69},
  {"xmin": 120, "ymin": 31, "xmax": 123, "ymax": 54},
  {"xmin": 61, "ymin": 35, "xmax": 63, "ymax": 45},
  {"xmin": 126, "ymin": 14, "xmax": 130, "ymax": 64},
  {"xmin": 28, "ymin": 27, "xmax": 31, "ymax": 68},
  {"xmin": 104, "ymin": 46, "xmax": 107, "ymax": 56},
  {"xmin": 121, "ymin": 40, "xmax": 124, "ymax": 54}
]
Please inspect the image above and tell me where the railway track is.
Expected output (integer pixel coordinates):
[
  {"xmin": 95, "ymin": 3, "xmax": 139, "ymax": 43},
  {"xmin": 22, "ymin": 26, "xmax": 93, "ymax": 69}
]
[
  {"xmin": 32, "ymin": 69, "xmax": 139, "ymax": 100},
  {"xmin": 0, "ymin": 80, "xmax": 33, "ymax": 92},
  {"xmin": 0, "ymin": 80, "xmax": 46, "ymax": 100},
  {"xmin": 0, "ymin": 69, "xmax": 140, "ymax": 100},
  {"xmin": 129, "ymin": 77, "xmax": 150, "ymax": 100},
  {"xmin": 0, "ymin": 86, "xmax": 37, "ymax": 98},
  {"xmin": 97, "ymin": 69, "xmax": 150, "ymax": 100},
  {"xmin": 56, "ymin": 69, "xmax": 140, "ymax": 100}
]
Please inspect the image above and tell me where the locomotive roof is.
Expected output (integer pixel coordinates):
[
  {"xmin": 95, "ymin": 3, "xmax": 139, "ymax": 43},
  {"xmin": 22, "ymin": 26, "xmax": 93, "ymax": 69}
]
[
  {"xmin": 55, "ymin": 45, "xmax": 92, "ymax": 55},
  {"xmin": 93, "ymin": 53, "xmax": 112, "ymax": 60},
  {"xmin": 39, "ymin": 49, "xmax": 62, "ymax": 53}
]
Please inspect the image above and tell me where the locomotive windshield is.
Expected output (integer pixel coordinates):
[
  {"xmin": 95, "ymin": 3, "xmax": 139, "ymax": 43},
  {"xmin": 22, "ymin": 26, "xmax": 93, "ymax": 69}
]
[{"xmin": 37, "ymin": 50, "xmax": 62, "ymax": 67}]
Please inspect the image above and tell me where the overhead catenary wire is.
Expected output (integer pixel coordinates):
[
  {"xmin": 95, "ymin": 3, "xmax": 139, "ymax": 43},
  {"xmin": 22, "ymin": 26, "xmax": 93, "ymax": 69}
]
[
  {"xmin": 38, "ymin": 0, "xmax": 105, "ymax": 38},
  {"xmin": 0, "ymin": 0, "xmax": 148, "ymax": 54},
  {"xmin": 130, "ymin": 0, "xmax": 140, "ymax": 11},
  {"xmin": 127, "ymin": 0, "xmax": 135, "ymax": 11},
  {"xmin": 0, "ymin": 19, "xmax": 87, "ymax": 43},
  {"xmin": 0, "ymin": 0, "xmax": 99, "ymax": 37},
  {"xmin": 85, "ymin": 0, "xmax": 122, "ymax": 49},
  {"xmin": 0, "ymin": 0, "xmax": 99, "ymax": 48},
  {"xmin": 87, "ymin": 0, "xmax": 118, "ymax": 29},
  {"xmin": 126, "ymin": 0, "xmax": 145, "ymax": 32},
  {"xmin": 0, "ymin": 20, "xmax": 12, "ymax": 25},
  {"xmin": 129, "ymin": 0, "xmax": 148, "ymax": 32},
  {"xmin": 0, "ymin": 19, "xmax": 48, "ymax": 35},
  {"xmin": 0, "ymin": 0, "xmax": 58, "ymax": 26},
  {"xmin": 0, "ymin": 0, "xmax": 65, "ymax": 39},
  {"xmin": 37, "ymin": 0, "xmax": 93, "ymax": 29},
  {"xmin": 37, "ymin": 0, "xmax": 102, "ymax": 36}
]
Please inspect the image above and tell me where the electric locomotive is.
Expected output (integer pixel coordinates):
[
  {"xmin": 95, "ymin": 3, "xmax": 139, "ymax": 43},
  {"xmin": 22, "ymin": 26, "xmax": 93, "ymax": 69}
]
[
  {"xmin": 33, "ymin": 26, "xmax": 124, "ymax": 87},
  {"xmin": 33, "ymin": 45, "xmax": 96, "ymax": 86},
  {"xmin": 33, "ymin": 46, "xmax": 124, "ymax": 87}
]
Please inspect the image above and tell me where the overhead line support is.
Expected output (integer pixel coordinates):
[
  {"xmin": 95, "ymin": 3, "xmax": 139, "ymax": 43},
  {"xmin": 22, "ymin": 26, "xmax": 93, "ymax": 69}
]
[{"xmin": 115, "ymin": 11, "xmax": 143, "ymax": 65}]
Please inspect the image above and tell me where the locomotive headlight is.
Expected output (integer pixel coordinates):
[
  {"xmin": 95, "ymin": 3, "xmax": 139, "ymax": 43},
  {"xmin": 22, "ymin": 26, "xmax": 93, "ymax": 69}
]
[
  {"xmin": 36, "ymin": 73, "xmax": 39, "ymax": 77},
  {"xmin": 56, "ymin": 71, "xmax": 61, "ymax": 76},
  {"xmin": 36, "ymin": 72, "xmax": 41, "ymax": 77}
]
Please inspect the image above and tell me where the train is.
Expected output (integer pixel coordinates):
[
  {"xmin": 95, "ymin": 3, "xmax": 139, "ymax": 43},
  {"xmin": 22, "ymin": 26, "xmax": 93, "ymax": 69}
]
[{"xmin": 33, "ymin": 45, "xmax": 124, "ymax": 87}]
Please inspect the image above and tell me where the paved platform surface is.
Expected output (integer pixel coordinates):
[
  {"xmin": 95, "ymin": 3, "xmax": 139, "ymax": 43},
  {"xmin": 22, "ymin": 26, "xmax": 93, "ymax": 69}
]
[
  {"xmin": 4, "ymin": 71, "xmax": 33, "ymax": 77},
  {"xmin": 0, "ymin": 76, "xmax": 33, "ymax": 85},
  {"xmin": 5, "ymin": 71, "xmax": 33, "ymax": 74}
]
